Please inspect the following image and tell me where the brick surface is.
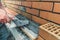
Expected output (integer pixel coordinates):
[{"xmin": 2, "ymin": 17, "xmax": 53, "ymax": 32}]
[
  {"xmin": 15, "ymin": 1, "xmax": 21, "ymax": 5},
  {"xmin": 54, "ymin": 3, "xmax": 60, "ymax": 13},
  {"xmin": 40, "ymin": 11, "xmax": 49, "ymax": 19},
  {"xmin": 32, "ymin": 16, "xmax": 48, "ymax": 24},
  {"xmin": 22, "ymin": 1, "xmax": 32, "ymax": 7},
  {"xmin": 32, "ymin": 2, "xmax": 53, "ymax": 11},
  {"xmin": 40, "ymin": 11, "xmax": 60, "ymax": 24},
  {"xmin": 48, "ymin": 13, "xmax": 60, "ymax": 24},
  {"xmin": 39, "ymin": 23, "xmax": 60, "ymax": 40},
  {"xmin": 26, "ymin": 8, "xmax": 39, "ymax": 16},
  {"xmin": 37, "ymin": 36, "xmax": 44, "ymax": 40},
  {"xmin": 26, "ymin": 0, "xmax": 40, "ymax": 1},
  {"xmin": 41, "ymin": 0, "xmax": 60, "ymax": 1}
]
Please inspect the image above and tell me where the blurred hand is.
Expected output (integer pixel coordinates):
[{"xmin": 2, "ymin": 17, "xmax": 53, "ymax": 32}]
[{"xmin": 0, "ymin": 9, "xmax": 14, "ymax": 23}]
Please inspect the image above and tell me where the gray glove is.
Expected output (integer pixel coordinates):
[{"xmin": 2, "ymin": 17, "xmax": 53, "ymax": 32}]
[{"xmin": 13, "ymin": 17, "xmax": 29, "ymax": 27}]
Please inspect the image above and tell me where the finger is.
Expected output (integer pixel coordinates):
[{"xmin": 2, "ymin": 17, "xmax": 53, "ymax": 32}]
[
  {"xmin": 6, "ymin": 17, "xmax": 10, "ymax": 23},
  {"xmin": 4, "ymin": 17, "xmax": 7, "ymax": 23},
  {"xmin": 1, "ymin": 19, "xmax": 4, "ymax": 23},
  {"xmin": 0, "ymin": 19, "xmax": 1, "ymax": 23},
  {"xmin": 1, "ymin": 18, "xmax": 7, "ymax": 23},
  {"xmin": 3, "ymin": 19, "xmax": 7, "ymax": 23}
]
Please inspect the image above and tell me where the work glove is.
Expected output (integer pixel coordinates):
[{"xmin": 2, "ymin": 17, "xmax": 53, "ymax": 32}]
[{"xmin": 0, "ymin": 9, "xmax": 14, "ymax": 23}]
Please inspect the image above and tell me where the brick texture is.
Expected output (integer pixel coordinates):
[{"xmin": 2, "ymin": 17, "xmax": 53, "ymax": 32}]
[
  {"xmin": 26, "ymin": 8, "xmax": 39, "ymax": 16},
  {"xmin": 32, "ymin": 2, "xmax": 53, "ymax": 11},
  {"xmin": 41, "ymin": 0, "xmax": 60, "ymax": 1},
  {"xmin": 53, "ymin": 3, "xmax": 60, "ymax": 13},
  {"xmin": 26, "ymin": 0, "xmax": 40, "ymax": 1},
  {"xmin": 48, "ymin": 13, "xmax": 60, "ymax": 24},
  {"xmin": 37, "ymin": 36, "xmax": 44, "ymax": 40},
  {"xmin": 40, "ymin": 11, "xmax": 49, "ymax": 19},
  {"xmin": 32, "ymin": 16, "xmax": 48, "ymax": 25},
  {"xmin": 22, "ymin": 1, "xmax": 32, "ymax": 7},
  {"xmin": 40, "ymin": 11, "xmax": 60, "ymax": 24}
]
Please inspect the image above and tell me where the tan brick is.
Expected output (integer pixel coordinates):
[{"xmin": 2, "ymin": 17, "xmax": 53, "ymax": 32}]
[
  {"xmin": 39, "ymin": 28, "xmax": 59, "ymax": 40},
  {"xmin": 39, "ymin": 23, "xmax": 60, "ymax": 40}
]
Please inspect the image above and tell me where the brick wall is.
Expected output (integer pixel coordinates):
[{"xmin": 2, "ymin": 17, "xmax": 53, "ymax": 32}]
[{"xmin": 4, "ymin": 0, "xmax": 60, "ymax": 25}]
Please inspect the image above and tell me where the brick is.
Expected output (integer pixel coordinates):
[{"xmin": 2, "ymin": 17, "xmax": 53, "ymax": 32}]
[
  {"xmin": 9, "ymin": 4, "xmax": 19, "ymax": 9},
  {"xmin": 32, "ymin": 16, "xmax": 48, "ymax": 25},
  {"xmin": 26, "ymin": 8, "xmax": 39, "ymax": 16},
  {"xmin": 41, "ymin": 0, "xmax": 60, "ymax": 1},
  {"xmin": 32, "ymin": 2, "xmax": 53, "ymax": 11},
  {"xmin": 53, "ymin": 3, "xmax": 60, "ymax": 13},
  {"xmin": 15, "ymin": 1, "xmax": 21, "ymax": 5},
  {"xmin": 40, "ymin": 11, "xmax": 49, "ymax": 19},
  {"xmin": 48, "ymin": 13, "xmax": 60, "ymax": 24},
  {"xmin": 14, "ymin": 5, "xmax": 19, "ymax": 9},
  {"xmin": 14, "ymin": 1, "xmax": 21, "ymax": 5},
  {"xmin": 26, "ymin": 0, "xmax": 40, "ymax": 1},
  {"xmin": 5, "ymin": 1, "xmax": 21, "ymax": 5},
  {"xmin": 5, "ymin": 7, "xmax": 18, "ymax": 16},
  {"xmin": 19, "ymin": 1, "xmax": 21, "ymax": 5},
  {"xmin": 40, "ymin": 11, "xmax": 60, "ymax": 24},
  {"xmin": 39, "ymin": 28, "xmax": 58, "ymax": 40},
  {"xmin": 21, "ymin": 12, "xmax": 32, "ymax": 19},
  {"xmin": 21, "ymin": 1, "xmax": 32, "ymax": 7},
  {"xmin": 39, "ymin": 23, "xmax": 60, "ymax": 40},
  {"xmin": 37, "ymin": 36, "xmax": 44, "ymax": 40}
]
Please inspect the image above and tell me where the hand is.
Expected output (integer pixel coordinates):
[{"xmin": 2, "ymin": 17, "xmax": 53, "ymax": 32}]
[
  {"xmin": 0, "ymin": 15, "xmax": 10, "ymax": 23},
  {"xmin": 0, "ymin": 9, "xmax": 11, "ymax": 23}
]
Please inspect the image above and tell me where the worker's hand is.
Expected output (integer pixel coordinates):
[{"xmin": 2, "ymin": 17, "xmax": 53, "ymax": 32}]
[
  {"xmin": 0, "ymin": 15, "xmax": 10, "ymax": 23},
  {"xmin": 0, "ymin": 9, "xmax": 14, "ymax": 23}
]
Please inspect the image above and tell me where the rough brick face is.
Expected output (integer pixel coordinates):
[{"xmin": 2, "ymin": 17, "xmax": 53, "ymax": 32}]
[
  {"xmin": 37, "ymin": 36, "xmax": 44, "ymax": 40},
  {"xmin": 32, "ymin": 2, "xmax": 53, "ymax": 11},
  {"xmin": 48, "ymin": 13, "xmax": 60, "ymax": 24},
  {"xmin": 26, "ymin": 8, "xmax": 39, "ymax": 16},
  {"xmin": 26, "ymin": 0, "xmax": 40, "ymax": 1},
  {"xmin": 41, "ymin": 0, "xmax": 60, "ymax": 1},
  {"xmin": 22, "ymin": 2, "xmax": 32, "ymax": 7},
  {"xmin": 53, "ymin": 3, "xmax": 60, "ymax": 13},
  {"xmin": 32, "ymin": 16, "xmax": 48, "ymax": 24},
  {"xmin": 40, "ymin": 11, "xmax": 60, "ymax": 24},
  {"xmin": 40, "ymin": 11, "xmax": 49, "ymax": 19}
]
